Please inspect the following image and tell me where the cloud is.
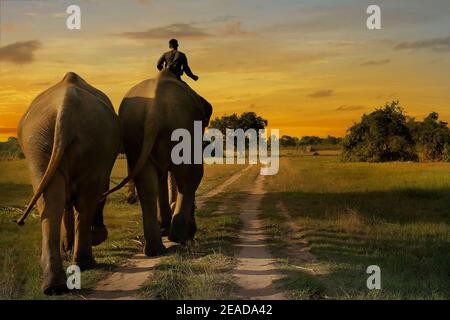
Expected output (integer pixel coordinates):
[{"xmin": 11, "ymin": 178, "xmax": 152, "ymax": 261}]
[
  {"xmin": 118, "ymin": 23, "xmax": 212, "ymax": 40},
  {"xmin": 3, "ymin": 23, "xmax": 17, "ymax": 33},
  {"xmin": 308, "ymin": 90, "xmax": 334, "ymax": 98},
  {"xmin": 334, "ymin": 105, "xmax": 365, "ymax": 111},
  {"xmin": 220, "ymin": 21, "xmax": 249, "ymax": 36},
  {"xmin": 135, "ymin": 0, "xmax": 151, "ymax": 5},
  {"xmin": 193, "ymin": 41, "xmax": 333, "ymax": 74},
  {"xmin": 0, "ymin": 127, "xmax": 16, "ymax": 134},
  {"xmin": 395, "ymin": 36, "xmax": 450, "ymax": 51},
  {"xmin": 375, "ymin": 92, "xmax": 397, "ymax": 100},
  {"xmin": 360, "ymin": 59, "xmax": 391, "ymax": 66},
  {"xmin": 52, "ymin": 12, "xmax": 66, "ymax": 18},
  {"xmin": 0, "ymin": 40, "xmax": 41, "ymax": 64}
]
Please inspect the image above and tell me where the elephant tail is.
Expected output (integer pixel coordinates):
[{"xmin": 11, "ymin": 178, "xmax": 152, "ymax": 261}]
[
  {"xmin": 16, "ymin": 87, "xmax": 76, "ymax": 225},
  {"xmin": 101, "ymin": 101, "xmax": 160, "ymax": 199}
]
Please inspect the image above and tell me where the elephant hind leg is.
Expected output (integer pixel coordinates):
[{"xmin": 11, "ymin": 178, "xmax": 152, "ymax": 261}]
[
  {"xmin": 39, "ymin": 172, "xmax": 69, "ymax": 295},
  {"xmin": 169, "ymin": 188, "xmax": 196, "ymax": 244},
  {"xmin": 60, "ymin": 205, "xmax": 75, "ymax": 260},
  {"xmin": 91, "ymin": 190, "xmax": 108, "ymax": 247},
  {"xmin": 73, "ymin": 193, "xmax": 98, "ymax": 270},
  {"xmin": 158, "ymin": 171, "xmax": 172, "ymax": 236},
  {"xmin": 169, "ymin": 165, "xmax": 202, "ymax": 243},
  {"xmin": 135, "ymin": 162, "xmax": 166, "ymax": 256}
]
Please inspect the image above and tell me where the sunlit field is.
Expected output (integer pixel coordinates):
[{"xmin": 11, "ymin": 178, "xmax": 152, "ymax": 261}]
[
  {"xmin": 263, "ymin": 152, "xmax": 450, "ymax": 299},
  {"xmin": 0, "ymin": 158, "xmax": 245, "ymax": 299}
]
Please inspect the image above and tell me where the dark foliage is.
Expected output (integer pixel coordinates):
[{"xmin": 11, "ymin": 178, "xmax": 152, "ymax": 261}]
[
  {"xmin": 209, "ymin": 112, "xmax": 268, "ymax": 135},
  {"xmin": 343, "ymin": 101, "xmax": 450, "ymax": 162},
  {"xmin": 0, "ymin": 137, "xmax": 24, "ymax": 159},
  {"xmin": 279, "ymin": 135, "xmax": 342, "ymax": 147}
]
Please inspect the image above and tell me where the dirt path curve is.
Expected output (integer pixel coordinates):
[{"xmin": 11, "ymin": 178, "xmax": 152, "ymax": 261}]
[
  {"xmin": 87, "ymin": 165, "xmax": 251, "ymax": 300},
  {"xmin": 233, "ymin": 174, "xmax": 287, "ymax": 300}
]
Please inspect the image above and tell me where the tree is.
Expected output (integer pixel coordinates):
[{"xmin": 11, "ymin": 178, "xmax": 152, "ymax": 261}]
[
  {"xmin": 238, "ymin": 112, "xmax": 268, "ymax": 132},
  {"xmin": 280, "ymin": 135, "xmax": 299, "ymax": 147},
  {"xmin": 342, "ymin": 101, "xmax": 416, "ymax": 162},
  {"xmin": 209, "ymin": 112, "xmax": 268, "ymax": 135},
  {"xmin": 0, "ymin": 137, "xmax": 24, "ymax": 159},
  {"xmin": 209, "ymin": 113, "xmax": 240, "ymax": 135},
  {"xmin": 408, "ymin": 112, "xmax": 450, "ymax": 161},
  {"xmin": 299, "ymin": 136, "xmax": 322, "ymax": 146}
]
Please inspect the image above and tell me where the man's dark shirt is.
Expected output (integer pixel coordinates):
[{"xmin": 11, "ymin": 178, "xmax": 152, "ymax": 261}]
[{"xmin": 157, "ymin": 50, "xmax": 196, "ymax": 80}]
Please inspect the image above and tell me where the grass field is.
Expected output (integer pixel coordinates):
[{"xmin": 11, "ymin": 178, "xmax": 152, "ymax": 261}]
[
  {"xmin": 138, "ymin": 165, "xmax": 259, "ymax": 300},
  {"xmin": 0, "ymin": 158, "xmax": 245, "ymax": 299},
  {"xmin": 263, "ymin": 153, "xmax": 450, "ymax": 299},
  {"xmin": 1, "ymin": 152, "xmax": 449, "ymax": 300}
]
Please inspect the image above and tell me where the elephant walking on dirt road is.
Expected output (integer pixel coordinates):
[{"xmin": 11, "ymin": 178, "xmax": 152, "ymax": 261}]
[
  {"xmin": 16, "ymin": 72, "xmax": 121, "ymax": 295},
  {"xmin": 104, "ymin": 69, "xmax": 212, "ymax": 255}
]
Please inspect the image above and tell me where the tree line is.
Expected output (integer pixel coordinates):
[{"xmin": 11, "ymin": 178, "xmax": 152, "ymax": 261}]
[
  {"xmin": 2, "ymin": 103, "xmax": 449, "ymax": 163},
  {"xmin": 0, "ymin": 137, "xmax": 24, "ymax": 159},
  {"xmin": 278, "ymin": 135, "xmax": 343, "ymax": 147},
  {"xmin": 343, "ymin": 101, "xmax": 450, "ymax": 162}
]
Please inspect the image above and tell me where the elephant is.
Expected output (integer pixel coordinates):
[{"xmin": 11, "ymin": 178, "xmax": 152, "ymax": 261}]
[
  {"xmin": 103, "ymin": 69, "xmax": 212, "ymax": 255},
  {"xmin": 16, "ymin": 72, "xmax": 121, "ymax": 295}
]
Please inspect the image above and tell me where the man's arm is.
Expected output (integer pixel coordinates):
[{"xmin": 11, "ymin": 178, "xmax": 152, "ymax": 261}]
[
  {"xmin": 157, "ymin": 53, "xmax": 166, "ymax": 71},
  {"xmin": 182, "ymin": 54, "xmax": 199, "ymax": 81}
]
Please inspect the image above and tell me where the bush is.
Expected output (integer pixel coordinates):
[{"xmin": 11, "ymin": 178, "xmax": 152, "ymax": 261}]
[
  {"xmin": 444, "ymin": 145, "xmax": 450, "ymax": 162},
  {"xmin": 342, "ymin": 101, "xmax": 450, "ymax": 163},
  {"xmin": 342, "ymin": 101, "xmax": 416, "ymax": 162},
  {"xmin": 408, "ymin": 112, "xmax": 450, "ymax": 162},
  {"xmin": 0, "ymin": 137, "xmax": 24, "ymax": 159}
]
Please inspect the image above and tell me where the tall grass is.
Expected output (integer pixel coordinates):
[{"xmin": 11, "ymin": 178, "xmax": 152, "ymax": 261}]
[
  {"xmin": 0, "ymin": 159, "xmax": 245, "ymax": 299},
  {"xmin": 263, "ymin": 155, "xmax": 450, "ymax": 299}
]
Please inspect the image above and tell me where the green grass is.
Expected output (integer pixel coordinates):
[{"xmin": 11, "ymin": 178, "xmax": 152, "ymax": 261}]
[
  {"xmin": 138, "ymin": 184, "xmax": 252, "ymax": 300},
  {"xmin": 263, "ymin": 153, "xmax": 450, "ymax": 300},
  {"xmin": 138, "ymin": 213, "xmax": 239, "ymax": 299},
  {"xmin": 0, "ymin": 158, "xmax": 245, "ymax": 299}
]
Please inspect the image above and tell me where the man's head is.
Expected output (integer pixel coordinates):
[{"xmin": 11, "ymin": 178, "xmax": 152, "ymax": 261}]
[{"xmin": 169, "ymin": 39, "xmax": 179, "ymax": 49}]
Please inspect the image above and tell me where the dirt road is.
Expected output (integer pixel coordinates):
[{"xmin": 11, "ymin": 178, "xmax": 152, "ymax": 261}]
[
  {"xmin": 87, "ymin": 166, "xmax": 252, "ymax": 300},
  {"xmin": 232, "ymin": 174, "xmax": 286, "ymax": 300}
]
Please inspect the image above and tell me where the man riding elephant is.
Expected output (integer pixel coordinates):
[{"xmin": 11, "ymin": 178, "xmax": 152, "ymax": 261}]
[
  {"xmin": 103, "ymin": 68, "xmax": 212, "ymax": 256},
  {"xmin": 157, "ymin": 38, "xmax": 199, "ymax": 83},
  {"xmin": 157, "ymin": 39, "xmax": 211, "ymax": 128}
]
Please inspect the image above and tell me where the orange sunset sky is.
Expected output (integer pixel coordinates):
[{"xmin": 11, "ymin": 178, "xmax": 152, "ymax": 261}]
[{"xmin": 1, "ymin": 0, "xmax": 449, "ymax": 141}]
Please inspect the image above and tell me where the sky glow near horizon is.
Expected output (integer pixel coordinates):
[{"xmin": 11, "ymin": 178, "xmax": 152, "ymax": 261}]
[{"xmin": 0, "ymin": 0, "xmax": 449, "ymax": 141}]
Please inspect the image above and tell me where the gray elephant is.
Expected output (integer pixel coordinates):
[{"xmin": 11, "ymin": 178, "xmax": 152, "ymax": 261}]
[
  {"xmin": 16, "ymin": 72, "xmax": 121, "ymax": 295},
  {"xmin": 104, "ymin": 69, "xmax": 212, "ymax": 255}
]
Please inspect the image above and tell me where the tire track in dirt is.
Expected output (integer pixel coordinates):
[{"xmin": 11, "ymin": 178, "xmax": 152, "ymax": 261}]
[
  {"xmin": 276, "ymin": 202, "xmax": 318, "ymax": 274},
  {"xmin": 232, "ymin": 174, "xmax": 287, "ymax": 300},
  {"xmin": 87, "ymin": 165, "xmax": 251, "ymax": 300}
]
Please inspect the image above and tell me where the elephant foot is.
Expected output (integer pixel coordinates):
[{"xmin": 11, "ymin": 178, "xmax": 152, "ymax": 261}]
[
  {"xmin": 43, "ymin": 283, "xmax": 70, "ymax": 296},
  {"xmin": 91, "ymin": 225, "xmax": 108, "ymax": 246},
  {"xmin": 42, "ymin": 270, "xmax": 68, "ymax": 296},
  {"xmin": 161, "ymin": 227, "xmax": 170, "ymax": 237},
  {"xmin": 74, "ymin": 255, "xmax": 96, "ymax": 270},
  {"xmin": 143, "ymin": 241, "xmax": 166, "ymax": 257},
  {"xmin": 169, "ymin": 215, "xmax": 196, "ymax": 244}
]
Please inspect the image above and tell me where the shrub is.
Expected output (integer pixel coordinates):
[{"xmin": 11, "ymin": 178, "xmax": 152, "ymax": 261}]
[
  {"xmin": 342, "ymin": 101, "xmax": 416, "ymax": 162},
  {"xmin": 408, "ymin": 112, "xmax": 450, "ymax": 162},
  {"xmin": 0, "ymin": 137, "xmax": 24, "ymax": 159}
]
